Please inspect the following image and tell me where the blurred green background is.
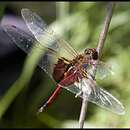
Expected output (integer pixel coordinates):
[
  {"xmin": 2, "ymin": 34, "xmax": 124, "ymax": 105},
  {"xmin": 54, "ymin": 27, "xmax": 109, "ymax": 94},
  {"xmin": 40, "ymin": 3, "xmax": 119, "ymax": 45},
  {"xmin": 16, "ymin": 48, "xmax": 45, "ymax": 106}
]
[{"xmin": 0, "ymin": 2, "xmax": 130, "ymax": 128}]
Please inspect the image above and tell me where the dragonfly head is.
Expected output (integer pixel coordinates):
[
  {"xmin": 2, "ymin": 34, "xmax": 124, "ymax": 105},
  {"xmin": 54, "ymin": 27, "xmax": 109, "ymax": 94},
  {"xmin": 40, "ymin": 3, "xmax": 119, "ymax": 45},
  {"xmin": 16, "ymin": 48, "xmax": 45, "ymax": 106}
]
[{"xmin": 84, "ymin": 48, "xmax": 98, "ymax": 60}]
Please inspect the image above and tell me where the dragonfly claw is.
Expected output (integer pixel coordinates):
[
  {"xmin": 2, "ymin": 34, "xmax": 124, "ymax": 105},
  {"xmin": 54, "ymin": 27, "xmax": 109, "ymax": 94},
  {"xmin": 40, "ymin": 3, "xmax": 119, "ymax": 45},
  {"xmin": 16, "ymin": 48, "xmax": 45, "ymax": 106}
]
[{"xmin": 75, "ymin": 91, "xmax": 82, "ymax": 98}]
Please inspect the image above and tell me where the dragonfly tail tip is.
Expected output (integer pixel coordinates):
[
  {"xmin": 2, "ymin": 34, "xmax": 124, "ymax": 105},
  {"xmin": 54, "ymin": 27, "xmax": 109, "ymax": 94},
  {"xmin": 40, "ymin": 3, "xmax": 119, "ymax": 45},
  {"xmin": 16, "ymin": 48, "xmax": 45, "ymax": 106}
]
[{"xmin": 37, "ymin": 103, "xmax": 48, "ymax": 114}]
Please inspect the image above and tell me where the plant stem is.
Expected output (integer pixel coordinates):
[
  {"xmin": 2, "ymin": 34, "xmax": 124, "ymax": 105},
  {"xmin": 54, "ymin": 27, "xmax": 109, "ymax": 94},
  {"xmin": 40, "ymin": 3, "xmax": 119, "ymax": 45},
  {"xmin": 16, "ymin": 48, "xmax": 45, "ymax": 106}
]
[
  {"xmin": 79, "ymin": 96, "xmax": 88, "ymax": 128},
  {"xmin": 97, "ymin": 2, "xmax": 115, "ymax": 58},
  {"xmin": 79, "ymin": 2, "xmax": 115, "ymax": 128}
]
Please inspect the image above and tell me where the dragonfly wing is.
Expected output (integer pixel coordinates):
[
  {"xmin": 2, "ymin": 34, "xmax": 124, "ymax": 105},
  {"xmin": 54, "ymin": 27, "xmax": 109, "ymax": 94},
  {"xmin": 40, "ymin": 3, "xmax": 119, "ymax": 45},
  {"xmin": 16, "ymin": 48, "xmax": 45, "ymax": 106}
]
[
  {"xmin": 3, "ymin": 25, "xmax": 35, "ymax": 53},
  {"xmin": 3, "ymin": 25, "xmax": 58, "ymax": 80},
  {"xmin": 79, "ymin": 78, "xmax": 125, "ymax": 115},
  {"xmin": 21, "ymin": 8, "xmax": 53, "ymax": 47},
  {"xmin": 89, "ymin": 86, "xmax": 125, "ymax": 115},
  {"xmin": 21, "ymin": 8, "xmax": 78, "ymax": 60},
  {"xmin": 60, "ymin": 74, "xmax": 125, "ymax": 115},
  {"xmin": 87, "ymin": 61, "xmax": 114, "ymax": 80}
]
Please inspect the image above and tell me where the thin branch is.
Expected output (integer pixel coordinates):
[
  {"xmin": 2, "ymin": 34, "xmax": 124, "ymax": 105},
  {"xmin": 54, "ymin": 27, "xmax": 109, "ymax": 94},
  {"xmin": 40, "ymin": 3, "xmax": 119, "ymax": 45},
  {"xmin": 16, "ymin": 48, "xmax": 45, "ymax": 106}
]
[
  {"xmin": 97, "ymin": 2, "xmax": 115, "ymax": 58},
  {"xmin": 79, "ymin": 2, "xmax": 115, "ymax": 128},
  {"xmin": 79, "ymin": 95, "xmax": 88, "ymax": 128}
]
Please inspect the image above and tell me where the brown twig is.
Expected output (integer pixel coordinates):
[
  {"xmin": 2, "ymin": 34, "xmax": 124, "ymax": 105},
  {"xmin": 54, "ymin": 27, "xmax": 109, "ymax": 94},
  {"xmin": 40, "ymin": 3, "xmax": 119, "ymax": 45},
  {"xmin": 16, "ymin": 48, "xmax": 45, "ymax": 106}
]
[
  {"xmin": 79, "ymin": 2, "xmax": 115, "ymax": 128},
  {"xmin": 79, "ymin": 95, "xmax": 88, "ymax": 128},
  {"xmin": 97, "ymin": 2, "xmax": 115, "ymax": 58}
]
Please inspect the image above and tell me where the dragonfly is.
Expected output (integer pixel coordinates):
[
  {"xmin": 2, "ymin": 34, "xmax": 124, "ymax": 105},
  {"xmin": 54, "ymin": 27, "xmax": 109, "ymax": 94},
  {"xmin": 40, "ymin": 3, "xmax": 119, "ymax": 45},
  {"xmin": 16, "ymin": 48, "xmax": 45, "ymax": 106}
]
[{"xmin": 3, "ymin": 8, "xmax": 125, "ymax": 115}]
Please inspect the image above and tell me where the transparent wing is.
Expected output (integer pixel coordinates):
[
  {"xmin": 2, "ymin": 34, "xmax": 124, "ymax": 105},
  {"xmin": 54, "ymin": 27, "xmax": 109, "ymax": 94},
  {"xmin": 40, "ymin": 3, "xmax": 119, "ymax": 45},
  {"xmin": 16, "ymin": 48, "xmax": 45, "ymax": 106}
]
[
  {"xmin": 3, "ymin": 25, "xmax": 59, "ymax": 79},
  {"xmin": 21, "ymin": 8, "xmax": 78, "ymax": 60},
  {"xmin": 89, "ymin": 85, "xmax": 125, "ymax": 115},
  {"xmin": 86, "ymin": 78, "xmax": 125, "ymax": 115},
  {"xmin": 87, "ymin": 61, "xmax": 114, "ymax": 80},
  {"xmin": 3, "ymin": 25, "xmax": 35, "ymax": 53},
  {"xmin": 66, "ymin": 78, "xmax": 125, "ymax": 115}
]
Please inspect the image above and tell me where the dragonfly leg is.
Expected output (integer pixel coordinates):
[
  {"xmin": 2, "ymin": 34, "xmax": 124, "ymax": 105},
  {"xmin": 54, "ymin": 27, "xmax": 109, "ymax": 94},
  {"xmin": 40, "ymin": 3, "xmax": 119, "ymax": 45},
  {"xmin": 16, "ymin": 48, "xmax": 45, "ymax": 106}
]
[{"xmin": 75, "ymin": 91, "xmax": 82, "ymax": 98}]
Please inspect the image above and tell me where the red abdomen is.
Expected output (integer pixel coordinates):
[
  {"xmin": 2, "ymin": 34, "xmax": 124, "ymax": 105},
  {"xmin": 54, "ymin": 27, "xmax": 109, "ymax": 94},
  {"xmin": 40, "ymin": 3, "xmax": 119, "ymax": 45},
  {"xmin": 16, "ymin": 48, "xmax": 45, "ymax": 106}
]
[{"xmin": 52, "ymin": 58, "xmax": 69, "ymax": 83}]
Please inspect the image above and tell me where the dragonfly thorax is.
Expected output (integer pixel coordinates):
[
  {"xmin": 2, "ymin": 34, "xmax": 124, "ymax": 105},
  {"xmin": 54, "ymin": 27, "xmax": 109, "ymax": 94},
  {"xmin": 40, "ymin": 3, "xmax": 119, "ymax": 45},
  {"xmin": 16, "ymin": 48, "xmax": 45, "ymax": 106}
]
[{"xmin": 71, "ymin": 48, "xmax": 98, "ymax": 68}]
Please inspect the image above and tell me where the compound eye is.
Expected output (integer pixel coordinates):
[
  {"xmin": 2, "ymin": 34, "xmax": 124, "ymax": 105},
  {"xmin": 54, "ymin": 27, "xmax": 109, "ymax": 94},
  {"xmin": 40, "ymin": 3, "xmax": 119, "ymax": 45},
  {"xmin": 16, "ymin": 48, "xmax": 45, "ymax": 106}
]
[{"xmin": 92, "ymin": 51, "xmax": 98, "ymax": 60}]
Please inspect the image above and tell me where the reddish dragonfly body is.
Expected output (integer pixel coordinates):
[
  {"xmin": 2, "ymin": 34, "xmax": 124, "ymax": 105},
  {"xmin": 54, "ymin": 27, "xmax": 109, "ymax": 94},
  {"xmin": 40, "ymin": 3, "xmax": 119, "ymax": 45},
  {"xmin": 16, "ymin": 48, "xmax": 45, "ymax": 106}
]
[
  {"xmin": 3, "ymin": 8, "xmax": 125, "ymax": 115},
  {"xmin": 42, "ymin": 48, "xmax": 98, "ymax": 111}
]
